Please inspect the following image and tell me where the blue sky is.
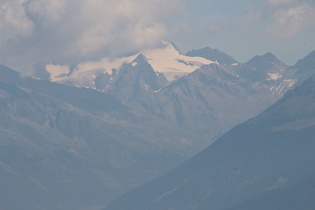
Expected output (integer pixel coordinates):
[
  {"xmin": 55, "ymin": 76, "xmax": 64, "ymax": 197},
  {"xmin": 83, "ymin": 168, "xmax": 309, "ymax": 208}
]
[
  {"xmin": 0, "ymin": 0, "xmax": 315, "ymax": 70},
  {"xmin": 170, "ymin": 0, "xmax": 315, "ymax": 65}
]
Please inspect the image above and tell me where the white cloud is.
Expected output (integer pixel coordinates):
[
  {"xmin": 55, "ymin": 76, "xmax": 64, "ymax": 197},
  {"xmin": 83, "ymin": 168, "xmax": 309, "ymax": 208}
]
[
  {"xmin": 268, "ymin": 0, "xmax": 294, "ymax": 7},
  {"xmin": 26, "ymin": 0, "xmax": 66, "ymax": 25},
  {"xmin": 265, "ymin": 2, "xmax": 315, "ymax": 38},
  {"xmin": 0, "ymin": 0, "xmax": 34, "ymax": 46},
  {"xmin": 244, "ymin": 0, "xmax": 315, "ymax": 39},
  {"xmin": 70, "ymin": 0, "xmax": 171, "ymax": 57},
  {"xmin": 0, "ymin": 0, "xmax": 184, "ymax": 68}
]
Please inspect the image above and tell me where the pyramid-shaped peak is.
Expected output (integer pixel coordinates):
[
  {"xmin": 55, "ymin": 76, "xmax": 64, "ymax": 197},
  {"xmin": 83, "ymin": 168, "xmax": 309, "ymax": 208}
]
[
  {"xmin": 155, "ymin": 41, "xmax": 181, "ymax": 53},
  {"xmin": 247, "ymin": 52, "xmax": 285, "ymax": 66},
  {"xmin": 252, "ymin": 52, "xmax": 278, "ymax": 61},
  {"xmin": 159, "ymin": 40, "xmax": 173, "ymax": 48},
  {"xmin": 132, "ymin": 53, "xmax": 149, "ymax": 64},
  {"xmin": 262, "ymin": 52, "xmax": 278, "ymax": 60}
]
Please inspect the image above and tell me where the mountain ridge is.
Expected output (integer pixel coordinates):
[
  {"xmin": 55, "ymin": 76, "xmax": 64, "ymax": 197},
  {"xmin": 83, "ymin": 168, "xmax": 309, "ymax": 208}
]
[
  {"xmin": 0, "ymin": 65, "xmax": 193, "ymax": 210},
  {"xmin": 28, "ymin": 45, "xmax": 315, "ymax": 149},
  {"xmin": 1, "ymin": 46, "xmax": 315, "ymax": 209},
  {"xmin": 185, "ymin": 47, "xmax": 238, "ymax": 65},
  {"xmin": 105, "ymin": 74, "xmax": 315, "ymax": 210}
]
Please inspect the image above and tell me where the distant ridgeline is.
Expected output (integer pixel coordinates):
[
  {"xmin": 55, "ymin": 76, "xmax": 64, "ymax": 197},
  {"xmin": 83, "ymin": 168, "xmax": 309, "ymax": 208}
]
[{"xmin": 0, "ymin": 44, "xmax": 315, "ymax": 209}]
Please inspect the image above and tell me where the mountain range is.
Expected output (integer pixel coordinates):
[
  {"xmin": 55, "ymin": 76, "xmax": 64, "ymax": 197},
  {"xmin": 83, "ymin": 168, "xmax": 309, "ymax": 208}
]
[
  {"xmin": 1, "ymin": 42, "xmax": 315, "ymax": 209},
  {"xmin": 33, "ymin": 41, "xmax": 315, "ymax": 149},
  {"xmin": 0, "ymin": 65, "xmax": 189, "ymax": 209},
  {"xmin": 105, "ymin": 69, "xmax": 315, "ymax": 210}
]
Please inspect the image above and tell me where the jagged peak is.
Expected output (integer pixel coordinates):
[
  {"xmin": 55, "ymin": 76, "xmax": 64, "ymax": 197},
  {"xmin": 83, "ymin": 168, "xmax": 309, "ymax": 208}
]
[
  {"xmin": 262, "ymin": 52, "xmax": 278, "ymax": 60},
  {"xmin": 132, "ymin": 53, "xmax": 149, "ymax": 65},
  {"xmin": 248, "ymin": 52, "xmax": 280, "ymax": 63},
  {"xmin": 154, "ymin": 40, "xmax": 181, "ymax": 54},
  {"xmin": 170, "ymin": 42, "xmax": 182, "ymax": 54},
  {"xmin": 185, "ymin": 47, "xmax": 237, "ymax": 65}
]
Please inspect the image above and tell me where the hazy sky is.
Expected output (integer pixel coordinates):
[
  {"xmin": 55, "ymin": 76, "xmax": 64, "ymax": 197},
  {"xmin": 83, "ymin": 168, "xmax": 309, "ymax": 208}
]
[{"xmin": 1, "ymin": 0, "xmax": 315, "ymax": 70}]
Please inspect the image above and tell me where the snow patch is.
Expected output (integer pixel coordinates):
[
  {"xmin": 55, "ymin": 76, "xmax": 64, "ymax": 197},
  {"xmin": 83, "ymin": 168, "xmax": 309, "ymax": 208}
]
[
  {"xmin": 267, "ymin": 73, "xmax": 282, "ymax": 81},
  {"xmin": 266, "ymin": 176, "xmax": 288, "ymax": 190},
  {"xmin": 284, "ymin": 79, "xmax": 295, "ymax": 88},
  {"xmin": 46, "ymin": 64, "xmax": 70, "ymax": 82},
  {"xmin": 75, "ymin": 56, "xmax": 137, "ymax": 75},
  {"xmin": 132, "ymin": 62, "xmax": 137, "ymax": 67},
  {"xmin": 142, "ymin": 41, "xmax": 216, "ymax": 81},
  {"xmin": 44, "ymin": 41, "xmax": 218, "ymax": 89}
]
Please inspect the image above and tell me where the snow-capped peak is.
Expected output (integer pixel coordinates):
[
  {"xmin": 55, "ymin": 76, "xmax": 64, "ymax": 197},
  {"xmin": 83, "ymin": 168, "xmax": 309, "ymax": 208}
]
[
  {"xmin": 141, "ymin": 41, "xmax": 217, "ymax": 81},
  {"xmin": 46, "ymin": 63, "xmax": 70, "ymax": 82},
  {"xmin": 41, "ymin": 41, "xmax": 218, "ymax": 90},
  {"xmin": 133, "ymin": 53, "xmax": 149, "ymax": 64}
]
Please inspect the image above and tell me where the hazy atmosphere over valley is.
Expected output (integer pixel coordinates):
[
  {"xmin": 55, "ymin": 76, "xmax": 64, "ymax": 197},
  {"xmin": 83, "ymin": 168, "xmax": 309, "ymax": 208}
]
[{"xmin": 1, "ymin": 0, "xmax": 315, "ymax": 210}]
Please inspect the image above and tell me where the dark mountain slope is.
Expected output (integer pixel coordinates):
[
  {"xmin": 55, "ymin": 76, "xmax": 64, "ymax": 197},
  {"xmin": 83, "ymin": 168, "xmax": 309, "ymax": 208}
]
[
  {"xmin": 30, "ymin": 48, "xmax": 315, "ymax": 153},
  {"xmin": 237, "ymin": 52, "xmax": 287, "ymax": 83},
  {"xmin": 284, "ymin": 50, "xmax": 315, "ymax": 88},
  {"xmin": 105, "ymin": 75, "xmax": 315, "ymax": 210},
  {"xmin": 0, "ymin": 65, "xmax": 187, "ymax": 210},
  {"xmin": 145, "ymin": 60, "xmax": 284, "ymax": 147},
  {"xmin": 104, "ymin": 51, "xmax": 315, "ymax": 151},
  {"xmin": 0, "ymin": 64, "xmax": 21, "ymax": 83},
  {"xmin": 108, "ymin": 53, "xmax": 168, "ymax": 104},
  {"xmin": 225, "ymin": 172, "xmax": 315, "ymax": 210}
]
